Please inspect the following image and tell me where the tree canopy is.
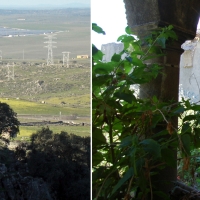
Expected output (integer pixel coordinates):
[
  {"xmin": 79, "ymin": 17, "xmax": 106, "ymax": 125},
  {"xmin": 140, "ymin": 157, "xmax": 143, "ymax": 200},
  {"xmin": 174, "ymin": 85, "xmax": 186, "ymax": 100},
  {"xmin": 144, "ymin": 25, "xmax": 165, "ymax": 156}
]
[{"xmin": 0, "ymin": 102, "xmax": 20, "ymax": 138}]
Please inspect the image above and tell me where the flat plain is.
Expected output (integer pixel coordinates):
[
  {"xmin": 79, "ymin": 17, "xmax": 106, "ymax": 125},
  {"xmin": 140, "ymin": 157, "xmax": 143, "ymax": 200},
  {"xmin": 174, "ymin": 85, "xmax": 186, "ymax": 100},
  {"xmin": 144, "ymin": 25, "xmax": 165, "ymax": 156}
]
[
  {"xmin": 0, "ymin": 8, "xmax": 90, "ymax": 139},
  {"xmin": 0, "ymin": 9, "xmax": 90, "ymax": 60}
]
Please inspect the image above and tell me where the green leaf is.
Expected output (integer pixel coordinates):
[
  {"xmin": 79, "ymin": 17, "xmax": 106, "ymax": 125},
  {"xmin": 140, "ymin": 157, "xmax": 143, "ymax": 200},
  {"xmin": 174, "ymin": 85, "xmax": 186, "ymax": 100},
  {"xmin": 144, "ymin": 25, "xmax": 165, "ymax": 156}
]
[
  {"xmin": 157, "ymin": 37, "xmax": 166, "ymax": 48},
  {"xmin": 92, "ymin": 166, "xmax": 105, "ymax": 181},
  {"xmin": 92, "ymin": 44, "xmax": 104, "ymax": 61},
  {"xmin": 183, "ymin": 115, "xmax": 196, "ymax": 122},
  {"xmin": 165, "ymin": 26, "xmax": 177, "ymax": 40},
  {"xmin": 117, "ymin": 35, "xmax": 135, "ymax": 43},
  {"xmin": 191, "ymin": 105, "xmax": 200, "ymax": 111},
  {"xmin": 114, "ymin": 91, "xmax": 136, "ymax": 103},
  {"xmin": 120, "ymin": 136, "xmax": 133, "ymax": 148},
  {"xmin": 142, "ymin": 53, "xmax": 165, "ymax": 61},
  {"xmin": 92, "ymin": 151, "xmax": 104, "ymax": 166},
  {"xmin": 102, "ymin": 85, "xmax": 117, "ymax": 97},
  {"xmin": 92, "ymin": 127, "xmax": 107, "ymax": 146},
  {"xmin": 129, "ymin": 55, "xmax": 144, "ymax": 66},
  {"xmin": 140, "ymin": 139, "xmax": 161, "ymax": 159},
  {"xmin": 131, "ymin": 50, "xmax": 144, "ymax": 56},
  {"xmin": 93, "ymin": 62, "xmax": 116, "ymax": 74},
  {"xmin": 148, "ymin": 46, "xmax": 162, "ymax": 54},
  {"xmin": 194, "ymin": 128, "xmax": 200, "ymax": 148},
  {"xmin": 92, "ymin": 23, "xmax": 106, "ymax": 35},
  {"xmin": 92, "ymin": 44, "xmax": 99, "ymax": 55},
  {"xmin": 181, "ymin": 122, "xmax": 191, "ymax": 134},
  {"xmin": 168, "ymin": 25, "xmax": 173, "ymax": 30},
  {"xmin": 92, "ymin": 74, "xmax": 113, "ymax": 88},
  {"xmin": 181, "ymin": 134, "xmax": 191, "ymax": 155},
  {"xmin": 111, "ymin": 167, "xmax": 134, "ymax": 195},
  {"xmin": 125, "ymin": 26, "xmax": 132, "ymax": 35},
  {"xmin": 172, "ymin": 106, "xmax": 185, "ymax": 114},
  {"xmin": 152, "ymin": 95, "xmax": 158, "ymax": 103},
  {"xmin": 112, "ymin": 118, "xmax": 123, "ymax": 132},
  {"xmin": 123, "ymin": 61, "xmax": 133, "ymax": 74},
  {"xmin": 111, "ymin": 53, "xmax": 121, "ymax": 62},
  {"xmin": 184, "ymin": 99, "xmax": 191, "ymax": 109}
]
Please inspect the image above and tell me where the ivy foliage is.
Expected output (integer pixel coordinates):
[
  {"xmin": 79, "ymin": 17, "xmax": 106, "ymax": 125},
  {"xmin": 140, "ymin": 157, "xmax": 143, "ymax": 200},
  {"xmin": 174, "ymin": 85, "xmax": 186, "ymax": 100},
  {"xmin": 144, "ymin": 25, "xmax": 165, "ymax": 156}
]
[{"xmin": 92, "ymin": 23, "xmax": 200, "ymax": 199}]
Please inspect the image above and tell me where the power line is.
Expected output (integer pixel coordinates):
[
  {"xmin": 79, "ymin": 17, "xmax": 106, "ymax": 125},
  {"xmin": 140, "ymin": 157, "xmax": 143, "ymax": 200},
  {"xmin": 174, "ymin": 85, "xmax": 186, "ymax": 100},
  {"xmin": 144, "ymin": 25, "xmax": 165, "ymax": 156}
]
[
  {"xmin": 44, "ymin": 33, "xmax": 57, "ymax": 66},
  {"xmin": 7, "ymin": 63, "xmax": 14, "ymax": 80},
  {"xmin": 62, "ymin": 51, "xmax": 70, "ymax": 67}
]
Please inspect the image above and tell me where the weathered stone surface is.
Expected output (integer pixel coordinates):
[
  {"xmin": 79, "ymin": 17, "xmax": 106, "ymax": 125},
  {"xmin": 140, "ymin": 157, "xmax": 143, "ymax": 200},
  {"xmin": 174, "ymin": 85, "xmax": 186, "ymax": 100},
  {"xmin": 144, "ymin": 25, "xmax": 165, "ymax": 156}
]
[
  {"xmin": 179, "ymin": 38, "xmax": 200, "ymax": 103},
  {"xmin": 101, "ymin": 43, "xmax": 124, "ymax": 62},
  {"xmin": 123, "ymin": 0, "xmax": 200, "ymax": 41}
]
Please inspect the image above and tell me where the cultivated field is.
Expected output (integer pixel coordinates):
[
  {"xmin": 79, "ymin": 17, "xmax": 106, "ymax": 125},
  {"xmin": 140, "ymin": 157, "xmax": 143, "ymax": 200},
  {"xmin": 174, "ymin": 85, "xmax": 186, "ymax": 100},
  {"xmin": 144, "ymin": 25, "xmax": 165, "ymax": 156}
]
[{"xmin": 0, "ymin": 8, "xmax": 90, "ymax": 139}]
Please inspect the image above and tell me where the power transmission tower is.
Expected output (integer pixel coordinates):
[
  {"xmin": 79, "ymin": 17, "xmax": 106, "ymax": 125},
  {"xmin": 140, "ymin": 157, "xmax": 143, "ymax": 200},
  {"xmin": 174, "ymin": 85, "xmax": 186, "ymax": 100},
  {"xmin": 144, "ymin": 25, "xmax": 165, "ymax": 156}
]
[
  {"xmin": 7, "ymin": 63, "xmax": 14, "ymax": 80},
  {"xmin": 62, "ymin": 51, "xmax": 70, "ymax": 67},
  {"xmin": 44, "ymin": 33, "xmax": 57, "ymax": 66}
]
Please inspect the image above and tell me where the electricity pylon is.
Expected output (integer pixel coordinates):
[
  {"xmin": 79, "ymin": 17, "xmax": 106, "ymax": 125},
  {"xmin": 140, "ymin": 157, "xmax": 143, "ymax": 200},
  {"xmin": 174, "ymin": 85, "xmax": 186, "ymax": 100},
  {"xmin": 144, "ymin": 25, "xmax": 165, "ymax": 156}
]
[
  {"xmin": 62, "ymin": 51, "xmax": 70, "ymax": 67},
  {"xmin": 44, "ymin": 33, "xmax": 57, "ymax": 66},
  {"xmin": 7, "ymin": 63, "xmax": 14, "ymax": 80}
]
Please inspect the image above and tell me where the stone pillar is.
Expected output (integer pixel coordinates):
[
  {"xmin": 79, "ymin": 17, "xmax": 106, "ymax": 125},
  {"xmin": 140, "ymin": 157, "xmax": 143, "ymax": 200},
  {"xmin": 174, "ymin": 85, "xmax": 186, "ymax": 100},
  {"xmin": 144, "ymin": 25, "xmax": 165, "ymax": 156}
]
[
  {"xmin": 123, "ymin": 0, "xmax": 200, "ymax": 198},
  {"xmin": 123, "ymin": 0, "xmax": 200, "ymax": 100}
]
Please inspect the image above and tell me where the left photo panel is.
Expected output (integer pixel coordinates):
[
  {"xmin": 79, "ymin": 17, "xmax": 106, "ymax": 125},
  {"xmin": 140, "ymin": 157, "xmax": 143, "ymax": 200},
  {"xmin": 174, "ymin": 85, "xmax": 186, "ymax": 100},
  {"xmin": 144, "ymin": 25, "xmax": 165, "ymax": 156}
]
[{"xmin": 0, "ymin": 0, "xmax": 90, "ymax": 199}]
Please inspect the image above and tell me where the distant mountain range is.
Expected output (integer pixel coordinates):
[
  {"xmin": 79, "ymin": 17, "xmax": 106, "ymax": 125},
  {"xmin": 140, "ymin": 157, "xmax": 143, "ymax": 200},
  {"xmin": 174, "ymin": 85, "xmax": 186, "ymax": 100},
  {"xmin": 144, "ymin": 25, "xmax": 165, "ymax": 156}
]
[{"xmin": 0, "ymin": 2, "xmax": 90, "ymax": 10}]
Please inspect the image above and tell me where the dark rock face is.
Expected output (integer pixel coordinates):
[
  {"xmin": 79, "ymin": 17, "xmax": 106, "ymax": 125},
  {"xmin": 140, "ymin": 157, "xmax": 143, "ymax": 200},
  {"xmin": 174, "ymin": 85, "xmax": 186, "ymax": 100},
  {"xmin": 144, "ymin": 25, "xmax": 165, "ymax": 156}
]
[{"xmin": 0, "ymin": 163, "xmax": 53, "ymax": 200}]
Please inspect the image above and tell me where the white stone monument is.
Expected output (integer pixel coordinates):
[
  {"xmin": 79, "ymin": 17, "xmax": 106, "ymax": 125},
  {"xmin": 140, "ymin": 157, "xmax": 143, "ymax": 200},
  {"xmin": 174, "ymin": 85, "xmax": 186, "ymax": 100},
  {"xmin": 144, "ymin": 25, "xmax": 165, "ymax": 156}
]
[
  {"xmin": 179, "ymin": 36, "xmax": 200, "ymax": 103},
  {"xmin": 101, "ymin": 42, "xmax": 124, "ymax": 62}
]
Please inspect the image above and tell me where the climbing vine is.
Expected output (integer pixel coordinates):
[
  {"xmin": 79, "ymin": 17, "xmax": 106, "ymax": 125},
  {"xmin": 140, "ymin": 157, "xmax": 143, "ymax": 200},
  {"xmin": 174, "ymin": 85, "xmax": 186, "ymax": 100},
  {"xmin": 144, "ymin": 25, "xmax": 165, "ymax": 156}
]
[{"xmin": 92, "ymin": 23, "xmax": 200, "ymax": 199}]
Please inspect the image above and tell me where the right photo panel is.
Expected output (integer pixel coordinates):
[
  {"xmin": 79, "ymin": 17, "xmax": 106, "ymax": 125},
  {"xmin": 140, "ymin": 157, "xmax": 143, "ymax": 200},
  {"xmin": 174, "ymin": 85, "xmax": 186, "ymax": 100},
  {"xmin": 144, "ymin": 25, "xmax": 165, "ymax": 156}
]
[{"xmin": 92, "ymin": 0, "xmax": 200, "ymax": 199}]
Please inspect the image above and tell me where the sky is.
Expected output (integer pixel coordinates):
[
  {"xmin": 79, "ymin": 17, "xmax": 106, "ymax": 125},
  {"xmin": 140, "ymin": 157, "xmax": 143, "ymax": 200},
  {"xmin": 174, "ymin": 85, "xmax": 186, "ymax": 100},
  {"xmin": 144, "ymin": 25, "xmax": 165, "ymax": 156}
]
[
  {"xmin": 91, "ymin": 0, "xmax": 127, "ymax": 49},
  {"xmin": 0, "ymin": 0, "xmax": 90, "ymax": 7}
]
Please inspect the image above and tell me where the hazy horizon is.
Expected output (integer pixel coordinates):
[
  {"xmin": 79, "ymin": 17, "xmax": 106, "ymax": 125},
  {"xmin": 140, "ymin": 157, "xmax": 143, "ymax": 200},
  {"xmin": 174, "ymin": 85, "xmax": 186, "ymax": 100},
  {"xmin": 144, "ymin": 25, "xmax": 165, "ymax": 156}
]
[{"xmin": 0, "ymin": 0, "xmax": 90, "ymax": 9}]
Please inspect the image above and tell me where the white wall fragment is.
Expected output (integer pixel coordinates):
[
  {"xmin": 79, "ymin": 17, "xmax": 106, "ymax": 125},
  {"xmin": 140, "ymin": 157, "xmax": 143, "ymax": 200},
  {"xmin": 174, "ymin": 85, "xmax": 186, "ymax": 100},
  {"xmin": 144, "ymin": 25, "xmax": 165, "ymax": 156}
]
[{"xmin": 179, "ymin": 37, "xmax": 200, "ymax": 103}]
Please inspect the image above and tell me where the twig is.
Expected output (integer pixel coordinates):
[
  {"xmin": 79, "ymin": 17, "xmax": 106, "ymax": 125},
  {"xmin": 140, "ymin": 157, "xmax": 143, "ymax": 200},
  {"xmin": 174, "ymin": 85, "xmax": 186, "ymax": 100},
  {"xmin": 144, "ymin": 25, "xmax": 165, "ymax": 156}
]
[
  {"xmin": 150, "ymin": 162, "xmax": 165, "ymax": 170},
  {"xmin": 125, "ymin": 175, "xmax": 134, "ymax": 198},
  {"xmin": 141, "ymin": 29, "xmax": 164, "ymax": 61},
  {"xmin": 149, "ymin": 172, "xmax": 153, "ymax": 200},
  {"xmin": 153, "ymin": 108, "xmax": 169, "ymax": 124}
]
